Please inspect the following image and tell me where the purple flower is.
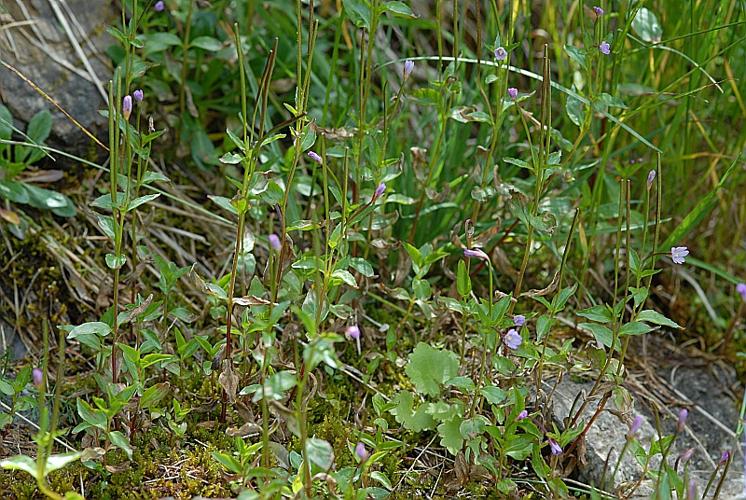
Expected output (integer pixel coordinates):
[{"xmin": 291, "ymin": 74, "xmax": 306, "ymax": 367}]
[
  {"xmin": 122, "ymin": 95, "xmax": 132, "ymax": 120},
  {"xmin": 507, "ymin": 87, "xmax": 518, "ymax": 100},
  {"xmin": 513, "ymin": 314, "xmax": 525, "ymax": 327},
  {"xmin": 404, "ymin": 59, "xmax": 414, "ymax": 80},
  {"xmin": 671, "ymin": 246, "xmax": 689, "ymax": 265},
  {"xmin": 154, "ymin": 1, "xmax": 165, "ymax": 12},
  {"xmin": 373, "ymin": 182, "xmax": 386, "ymax": 199},
  {"xmin": 679, "ymin": 447, "xmax": 694, "ymax": 464},
  {"xmin": 719, "ymin": 450, "xmax": 730, "ymax": 465},
  {"xmin": 627, "ymin": 415, "xmax": 643, "ymax": 439},
  {"xmin": 133, "ymin": 89, "xmax": 144, "ymax": 102},
  {"xmin": 463, "ymin": 248, "xmax": 489, "ymax": 261},
  {"xmin": 593, "ymin": 6, "xmax": 604, "ymax": 16},
  {"xmin": 517, "ymin": 410, "xmax": 528, "ymax": 420},
  {"xmin": 268, "ymin": 233, "xmax": 281, "ymax": 251},
  {"xmin": 307, "ymin": 151, "xmax": 322, "ymax": 164},
  {"xmin": 646, "ymin": 169, "xmax": 656, "ymax": 189},
  {"xmin": 346, "ymin": 325, "xmax": 360, "ymax": 340},
  {"xmin": 504, "ymin": 329, "xmax": 522, "ymax": 350},
  {"xmin": 355, "ymin": 442, "xmax": 369, "ymax": 461},
  {"xmin": 736, "ymin": 283, "xmax": 746, "ymax": 302},
  {"xmin": 548, "ymin": 439, "xmax": 563, "ymax": 455},
  {"xmin": 494, "ymin": 47, "xmax": 508, "ymax": 61},
  {"xmin": 677, "ymin": 408, "xmax": 689, "ymax": 433},
  {"xmin": 599, "ymin": 41, "xmax": 611, "ymax": 55},
  {"xmin": 32, "ymin": 368, "xmax": 43, "ymax": 388},
  {"xmin": 686, "ymin": 479, "xmax": 697, "ymax": 500}
]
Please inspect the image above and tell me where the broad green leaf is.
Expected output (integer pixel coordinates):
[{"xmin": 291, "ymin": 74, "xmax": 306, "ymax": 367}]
[
  {"xmin": 190, "ymin": 36, "xmax": 222, "ymax": 51},
  {"xmin": 384, "ymin": 1, "xmax": 416, "ymax": 18},
  {"xmin": 0, "ymin": 455, "xmax": 38, "ymax": 477},
  {"xmin": 577, "ymin": 305, "xmax": 612, "ymax": 323},
  {"xmin": 632, "ymin": 8, "xmax": 662, "ymax": 43},
  {"xmin": 437, "ymin": 416, "xmax": 464, "ymax": 455},
  {"xmin": 108, "ymin": 431, "xmax": 133, "ymax": 460},
  {"xmin": 578, "ymin": 322, "xmax": 618, "ymax": 349},
  {"xmin": 212, "ymin": 451, "xmax": 242, "ymax": 474},
  {"xmin": 127, "ymin": 193, "xmax": 160, "ymax": 212},
  {"xmin": 306, "ymin": 437, "xmax": 334, "ymax": 470},
  {"xmin": 390, "ymin": 391, "xmax": 434, "ymax": 432},
  {"xmin": 76, "ymin": 399, "xmax": 107, "ymax": 430},
  {"xmin": 26, "ymin": 109, "xmax": 52, "ymax": 144},
  {"xmin": 636, "ymin": 310, "xmax": 682, "ymax": 329},
  {"xmin": 456, "ymin": 260, "xmax": 471, "ymax": 297},
  {"xmin": 619, "ymin": 321, "xmax": 653, "ymax": 336},
  {"xmin": 67, "ymin": 322, "xmax": 111, "ymax": 338},
  {"xmin": 405, "ymin": 343, "xmax": 459, "ymax": 397}
]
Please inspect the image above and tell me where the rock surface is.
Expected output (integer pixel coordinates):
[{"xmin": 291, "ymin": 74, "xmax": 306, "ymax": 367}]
[
  {"xmin": 550, "ymin": 366, "xmax": 744, "ymax": 499},
  {"xmin": 0, "ymin": 0, "xmax": 115, "ymax": 156}
]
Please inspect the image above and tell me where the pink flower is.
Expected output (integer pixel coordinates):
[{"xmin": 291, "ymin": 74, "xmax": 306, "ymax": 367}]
[
  {"xmin": 627, "ymin": 415, "xmax": 643, "ymax": 439},
  {"xmin": 32, "ymin": 368, "xmax": 43, "ymax": 388},
  {"xmin": 676, "ymin": 408, "xmax": 689, "ymax": 432},
  {"xmin": 671, "ymin": 246, "xmax": 689, "ymax": 265},
  {"xmin": 307, "ymin": 151, "xmax": 322, "ymax": 164},
  {"xmin": 355, "ymin": 442, "xmax": 369, "ymax": 461},
  {"xmin": 346, "ymin": 325, "xmax": 360, "ymax": 340},
  {"xmin": 268, "ymin": 234, "xmax": 281, "ymax": 251},
  {"xmin": 504, "ymin": 329, "xmax": 522, "ymax": 350},
  {"xmin": 404, "ymin": 60, "xmax": 414, "ymax": 80},
  {"xmin": 548, "ymin": 439, "xmax": 562, "ymax": 455},
  {"xmin": 122, "ymin": 95, "xmax": 132, "ymax": 120},
  {"xmin": 463, "ymin": 248, "xmax": 489, "ymax": 261}
]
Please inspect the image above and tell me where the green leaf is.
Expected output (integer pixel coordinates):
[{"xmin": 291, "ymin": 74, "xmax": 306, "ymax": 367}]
[
  {"xmin": 384, "ymin": 1, "xmax": 416, "ymax": 18},
  {"xmin": 330, "ymin": 269, "xmax": 358, "ymax": 288},
  {"xmin": 577, "ymin": 305, "xmax": 612, "ymax": 323},
  {"xmin": 0, "ymin": 455, "xmax": 38, "ymax": 477},
  {"xmin": 536, "ymin": 315, "xmax": 553, "ymax": 341},
  {"xmin": 190, "ymin": 36, "xmax": 223, "ymax": 51},
  {"xmin": 619, "ymin": 321, "xmax": 653, "ymax": 336},
  {"xmin": 0, "ymin": 104, "xmax": 13, "ymax": 140},
  {"xmin": 632, "ymin": 8, "xmax": 662, "ymax": 43},
  {"xmin": 306, "ymin": 438, "xmax": 334, "ymax": 470},
  {"xmin": 405, "ymin": 343, "xmax": 459, "ymax": 397},
  {"xmin": 108, "ymin": 431, "xmax": 133, "ymax": 460},
  {"xmin": 140, "ymin": 382, "xmax": 170, "ymax": 409},
  {"xmin": 127, "ymin": 193, "xmax": 160, "ymax": 212},
  {"xmin": 105, "ymin": 253, "xmax": 126, "ymax": 270},
  {"xmin": 636, "ymin": 309, "xmax": 682, "ymax": 329},
  {"xmin": 76, "ymin": 399, "xmax": 107, "ymax": 431},
  {"xmin": 481, "ymin": 386, "xmax": 507, "ymax": 405},
  {"xmin": 343, "ymin": 0, "xmax": 371, "ymax": 28},
  {"xmin": 578, "ymin": 322, "xmax": 618, "ymax": 349},
  {"xmin": 390, "ymin": 391, "xmax": 434, "ymax": 431},
  {"xmin": 456, "ymin": 260, "xmax": 471, "ymax": 297},
  {"xmin": 44, "ymin": 452, "xmax": 82, "ymax": 475},
  {"xmin": 437, "ymin": 416, "xmax": 464, "ymax": 455},
  {"xmin": 212, "ymin": 451, "xmax": 241, "ymax": 474},
  {"xmin": 67, "ymin": 322, "xmax": 111, "ymax": 338},
  {"xmin": 349, "ymin": 258, "xmax": 374, "ymax": 277},
  {"xmin": 26, "ymin": 109, "xmax": 52, "ymax": 144}
]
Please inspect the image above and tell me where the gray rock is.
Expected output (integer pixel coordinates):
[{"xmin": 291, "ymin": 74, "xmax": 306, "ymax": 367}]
[
  {"xmin": 0, "ymin": 0, "xmax": 115, "ymax": 156},
  {"xmin": 550, "ymin": 371, "xmax": 744, "ymax": 498}
]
